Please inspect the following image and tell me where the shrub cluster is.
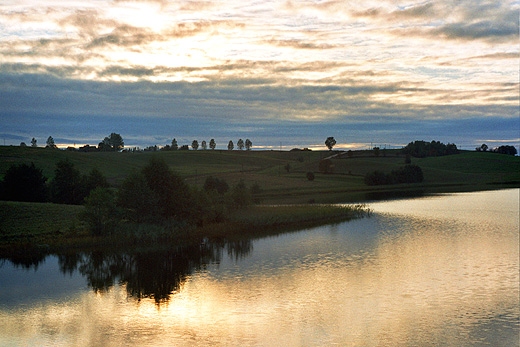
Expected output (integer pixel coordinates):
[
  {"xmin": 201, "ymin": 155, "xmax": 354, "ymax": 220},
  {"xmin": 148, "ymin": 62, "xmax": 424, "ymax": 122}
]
[
  {"xmin": 364, "ymin": 165, "xmax": 424, "ymax": 186},
  {"xmin": 492, "ymin": 145, "xmax": 517, "ymax": 156}
]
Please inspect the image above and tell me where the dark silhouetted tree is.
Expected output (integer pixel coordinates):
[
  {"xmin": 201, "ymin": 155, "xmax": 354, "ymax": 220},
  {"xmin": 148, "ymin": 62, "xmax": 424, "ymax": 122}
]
[
  {"xmin": 31, "ymin": 138, "xmax": 37, "ymax": 147},
  {"xmin": 1, "ymin": 162, "xmax": 48, "ymax": 202},
  {"xmin": 81, "ymin": 187, "xmax": 119, "ymax": 236},
  {"xmin": 117, "ymin": 172, "xmax": 156, "ymax": 223},
  {"xmin": 171, "ymin": 138, "xmax": 178, "ymax": 150},
  {"xmin": 51, "ymin": 159, "xmax": 85, "ymax": 204},
  {"xmin": 201, "ymin": 140, "xmax": 207, "ymax": 150},
  {"xmin": 46, "ymin": 136, "xmax": 57, "ymax": 149},
  {"xmin": 209, "ymin": 139, "xmax": 216, "ymax": 150},
  {"xmin": 100, "ymin": 133, "xmax": 124, "ymax": 151},
  {"xmin": 228, "ymin": 140, "xmax": 234, "ymax": 150},
  {"xmin": 192, "ymin": 140, "xmax": 199, "ymax": 150},
  {"xmin": 325, "ymin": 137, "xmax": 336, "ymax": 150},
  {"xmin": 245, "ymin": 139, "xmax": 252, "ymax": 150},
  {"xmin": 84, "ymin": 168, "xmax": 109, "ymax": 193},
  {"xmin": 477, "ymin": 144, "xmax": 488, "ymax": 152},
  {"xmin": 203, "ymin": 176, "xmax": 229, "ymax": 195},
  {"xmin": 20, "ymin": 142, "xmax": 27, "ymax": 147},
  {"xmin": 230, "ymin": 180, "xmax": 252, "ymax": 209},
  {"xmin": 237, "ymin": 139, "xmax": 244, "ymax": 150},
  {"xmin": 141, "ymin": 157, "xmax": 192, "ymax": 220}
]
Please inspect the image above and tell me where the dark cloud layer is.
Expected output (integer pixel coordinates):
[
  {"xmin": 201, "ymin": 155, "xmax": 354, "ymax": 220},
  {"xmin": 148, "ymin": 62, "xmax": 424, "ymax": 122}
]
[{"xmin": 1, "ymin": 71, "xmax": 517, "ymax": 149}]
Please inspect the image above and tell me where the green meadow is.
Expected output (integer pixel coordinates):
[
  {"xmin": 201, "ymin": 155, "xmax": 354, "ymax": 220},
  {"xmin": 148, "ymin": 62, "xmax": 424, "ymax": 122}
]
[
  {"xmin": 2, "ymin": 146, "xmax": 518, "ymax": 204},
  {"xmin": 0, "ymin": 146, "xmax": 518, "ymax": 249}
]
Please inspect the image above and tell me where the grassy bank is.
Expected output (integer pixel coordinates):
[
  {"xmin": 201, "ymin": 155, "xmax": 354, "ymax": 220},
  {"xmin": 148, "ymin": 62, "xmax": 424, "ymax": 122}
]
[{"xmin": 0, "ymin": 201, "xmax": 369, "ymax": 250}]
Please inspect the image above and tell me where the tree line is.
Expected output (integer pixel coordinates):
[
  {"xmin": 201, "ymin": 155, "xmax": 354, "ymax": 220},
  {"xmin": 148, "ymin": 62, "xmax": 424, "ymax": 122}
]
[
  {"xmin": 0, "ymin": 160, "xmax": 108, "ymax": 204},
  {"xmin": 0, "ymin": 158, "xmax": 257, "ymax": 237},
  {"xmin": 23, "ymin": 133, "xmax": 254, "ymax": 152},
  {"xmin": 403, "ymin": 140, "xmax": 458, "ymax": 158},
  {"xmin": 476, "ymin": 144, "xmax": 517, "ymax": 156}
]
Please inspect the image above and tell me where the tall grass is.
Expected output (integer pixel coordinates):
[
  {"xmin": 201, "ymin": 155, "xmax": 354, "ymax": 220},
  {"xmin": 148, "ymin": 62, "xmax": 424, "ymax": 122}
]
[{"xmin": 198, "ymin": 204, "xmax": 370, "ymax": 240}]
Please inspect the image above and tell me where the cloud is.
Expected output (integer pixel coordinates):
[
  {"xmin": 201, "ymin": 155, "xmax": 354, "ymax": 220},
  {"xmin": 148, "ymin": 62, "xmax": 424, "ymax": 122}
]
[
  {"xmin": 0, "ymin": 0, "xmax": 518, "ymax": 149},
  {"xmin": 430, "ymin": 19, "xmax": 518, "ymax": 42}
]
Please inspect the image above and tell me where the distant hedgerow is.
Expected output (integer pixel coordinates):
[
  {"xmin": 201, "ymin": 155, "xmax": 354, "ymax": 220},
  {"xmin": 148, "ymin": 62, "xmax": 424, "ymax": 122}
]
[{"xmin": 364, "ymin": 165, "xmax": 424, "ymax": 186}]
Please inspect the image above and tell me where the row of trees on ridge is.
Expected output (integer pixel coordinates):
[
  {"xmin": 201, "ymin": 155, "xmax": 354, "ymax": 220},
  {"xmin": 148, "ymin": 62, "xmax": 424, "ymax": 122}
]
[{"xmin": 24, "ymin": 133, "xmax": 254, "ymax": 152}]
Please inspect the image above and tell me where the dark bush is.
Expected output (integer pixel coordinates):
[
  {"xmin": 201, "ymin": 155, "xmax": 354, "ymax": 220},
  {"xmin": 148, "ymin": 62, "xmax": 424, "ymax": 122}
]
[
  {"xmin": 1, "ymin": 162, "xmax": 48, "ymax": 202},
  {"xmin": 50, "ymin": 159, "xmax": 85, "ymax": 205},
  {"xmin": 306, "ymin": 172, "xmax": 315, "ymax": 181},
  {"xmin": 364, "ymin": 170, "xmax": 389, "ymax": 186},
  {"xmin": 319, "ymin": 159, "xmax": 334, "ymax": 174},
  {"xmin": 203, "ymin": 176, "xmax": 229, "ymax": 195},
  {"xmin": 365, "ymin": 165, "xmax": 424, "ymax": 186}
]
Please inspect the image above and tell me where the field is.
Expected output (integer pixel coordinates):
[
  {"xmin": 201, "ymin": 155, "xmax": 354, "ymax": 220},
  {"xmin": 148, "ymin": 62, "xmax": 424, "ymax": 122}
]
[
  {"xmin": 1, "ymin": 146, "xmax": 519, "ymax": 249},
  {"xmin": 1, "ymin": 146, "xmax": 519, "ymax": 204}
]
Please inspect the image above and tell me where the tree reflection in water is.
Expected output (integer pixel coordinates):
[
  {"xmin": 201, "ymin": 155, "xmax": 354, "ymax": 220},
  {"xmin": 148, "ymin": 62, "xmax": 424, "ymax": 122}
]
[{"xmin": 2, "ymin": 239, "xmax": 252, "ymax": 305}]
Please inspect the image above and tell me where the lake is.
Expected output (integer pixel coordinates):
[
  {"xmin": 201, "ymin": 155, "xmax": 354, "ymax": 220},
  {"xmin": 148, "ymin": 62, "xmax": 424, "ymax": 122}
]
[{"xmin": 0, "ymin": 189, "xmax": 518, "ymax": 346}]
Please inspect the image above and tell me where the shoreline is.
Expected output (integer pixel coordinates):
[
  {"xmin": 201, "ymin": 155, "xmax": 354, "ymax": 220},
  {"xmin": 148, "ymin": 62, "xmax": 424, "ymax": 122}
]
[
  {"xmin": 1, "ymin": 184, "xmax": 518, "ymax": 255},
  {"xmin": 0, "ymin": 203, "xmax": 370, "ymax": 254}
]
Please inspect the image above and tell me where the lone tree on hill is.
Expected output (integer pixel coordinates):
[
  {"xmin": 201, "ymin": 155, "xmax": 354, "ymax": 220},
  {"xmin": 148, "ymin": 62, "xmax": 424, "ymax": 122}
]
[
  {"xmin": 31, "ymin": 138, "xmax": 37, "ymax": 147},
  {"xmin": 171, "ymin": 138, "xmax": 178, "ymax": 150},
  {"xmin": 476, "ymin": 144, "xmax": 488, "ymax": 152},
  {"xmin": 100, "ymin": 133, "xmax": 124, "ymax": 151},
  {"xmin": 46, "ymin": 136, "xmax": 57, "ymax": 149},
  {"xmin": 228, "ymin": 140, "xmax": 234, "ymax": 150},
  {"xmin": 325, "ymin": 137, "xmax": 336, "ymax": 151},
  {"xmin": 209, "ymin": 139, "xmax": 216, "ymax": 150}
]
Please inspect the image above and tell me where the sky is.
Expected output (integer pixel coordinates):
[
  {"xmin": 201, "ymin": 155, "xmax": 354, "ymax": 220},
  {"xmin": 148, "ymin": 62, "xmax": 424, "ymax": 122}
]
[{"xmin": 0, "ymin": 0, "xmax": 518, "ymax": 150}]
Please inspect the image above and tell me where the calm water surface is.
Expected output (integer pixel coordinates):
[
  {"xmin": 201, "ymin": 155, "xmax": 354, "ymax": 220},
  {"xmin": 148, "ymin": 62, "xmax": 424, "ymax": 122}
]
[{"xmin": 0, "ymin": 189, "xmax": 518, "ymax": 346}]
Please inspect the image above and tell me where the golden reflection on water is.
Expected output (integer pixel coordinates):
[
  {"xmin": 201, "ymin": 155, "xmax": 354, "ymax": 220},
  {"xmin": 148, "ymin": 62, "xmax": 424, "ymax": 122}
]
[{"xmin": 0, "ymin": 189, "xmax": 518, "ymax": 346}]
